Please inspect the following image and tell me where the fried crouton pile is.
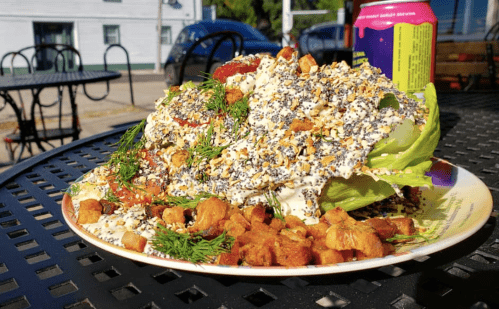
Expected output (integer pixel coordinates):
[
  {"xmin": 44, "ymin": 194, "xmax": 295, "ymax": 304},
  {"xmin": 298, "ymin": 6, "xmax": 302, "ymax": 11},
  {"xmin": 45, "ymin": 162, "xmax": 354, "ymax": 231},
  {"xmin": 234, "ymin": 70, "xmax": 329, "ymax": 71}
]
[{"xmin": 78, "ymin": 195, "xmax": 416, "ymax": 266}]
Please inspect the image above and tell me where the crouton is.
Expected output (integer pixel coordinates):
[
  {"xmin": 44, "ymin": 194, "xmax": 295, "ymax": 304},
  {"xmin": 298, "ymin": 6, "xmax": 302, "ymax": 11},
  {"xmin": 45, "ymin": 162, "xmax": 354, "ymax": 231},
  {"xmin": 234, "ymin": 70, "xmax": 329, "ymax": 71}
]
[
  {"xmin": 276, "ymin": 46, "xmax": 295, "ymax": 60},
  {"xmin": 320, "ymin": 207, "xmax": 357, "ymax": 226},
  {"xmin": 225, "ymin": 87, "xmax": 244, "ymax": 105},
  {"xmin": 284, "ymin": 215, "xmax": 306, "ymax": 229},
  {"xmin": 325, "ymin": 221, "xmax": 384, "ymax": 259},
  {"xmin": 162, "ymin": 206, "xmax": 185, "ymax": 225},
  {"xmin": 224, "ymin": 212, "xmax": 251, "ymax": 238},
  {"xmin": 77, "ymin": 199, "xmax": 102, "ymax": 224},
  {"xmin": 268, "ymin": 218, "xmax": 286, "ymax": 231},
  {"xmin": 298, "ymin": 54, "xmax": 318, "ymax": 73},
  {"xmin": 289, "ymin": 118, "xmax": 314, "ymax": 133},
  {"xmin": 240, "ymin": 241, "xmax": 275, "ymax": 266},
  {"xmin": 306, "ymin": 221, "xmax": 329, "ymax": 240},
  {"xmin": 365, "ymin": 217, "xmax": 397, "ymax": 241},
  {"xmin": 121, "ymin": 231, "xmax": 147, "ymax": 252},
  {"xmin": 189, "ymin": 197, "xmax": 228, "ymax": 233},
  {"xmin": 243, "ymin": 205, "xmax": 268, "ymax": 224},
  {"xmin": 274, "ymin": 234, "xmax": 312, "ymax": 266},
  {"xmin": 216, "ymin": 242, "xmax": 240, "ymax": 266},
  {"xmin": 171, "ymin": 149, "xmax": 189, "ymax": 168},
  {"xmin": 145, "ymin": 204, "xmax": 167, "ymax": 219},
  {"xmin": 224, "ymin": 220, "xmax": 247, "ymax": 237},
  {"xmin": 391, "ymin": 217, "xmax": 416, "ymax": 236},
  {"xmin": 280, "ymin": 226, "xmax": 307, "ymax": 240},
  {"xmin": 100, "ymin": 199, "xmax": 118, "ymax": 215},
  {"xmin": 311, "ymin": 239, "xmax": 345, "ymax": 265}
]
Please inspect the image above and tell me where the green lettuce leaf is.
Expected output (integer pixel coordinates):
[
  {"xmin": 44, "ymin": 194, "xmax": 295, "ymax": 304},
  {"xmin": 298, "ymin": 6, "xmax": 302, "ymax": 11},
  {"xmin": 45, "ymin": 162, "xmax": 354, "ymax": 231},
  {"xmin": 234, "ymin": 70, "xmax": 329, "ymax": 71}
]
[
  {"xmin": 367, "ymin": 83, "xmax": 440, "ymax": 170},
  {"xmin": 319, "ymin": 174, "xmax": 395, "ymax": 212},
  {"xmin": 319, "ymin": 83, "xmax": 440, "ymax": 212}
]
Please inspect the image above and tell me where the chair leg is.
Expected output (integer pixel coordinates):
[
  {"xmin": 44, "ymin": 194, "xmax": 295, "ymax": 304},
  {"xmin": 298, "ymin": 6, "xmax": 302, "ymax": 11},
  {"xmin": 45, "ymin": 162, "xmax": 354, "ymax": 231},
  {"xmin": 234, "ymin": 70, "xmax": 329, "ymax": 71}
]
[{"xmin": 5, "ymin": 141, "xmax": 15, "ymax": 162}]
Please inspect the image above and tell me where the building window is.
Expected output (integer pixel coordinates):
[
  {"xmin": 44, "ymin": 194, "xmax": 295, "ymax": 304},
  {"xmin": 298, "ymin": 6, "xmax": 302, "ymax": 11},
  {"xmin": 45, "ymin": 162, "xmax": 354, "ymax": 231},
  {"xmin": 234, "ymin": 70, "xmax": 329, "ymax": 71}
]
[
  {"xmin": 431, "ymin": 0, "xmax": 489, "ymax": 40},
  {"xmin": 103, "ymin": 25, "xmax": 120, "ymax": 44},
  {"xmin": 161, "ymin": 26, "xmax": 172, "ymax": 45}
]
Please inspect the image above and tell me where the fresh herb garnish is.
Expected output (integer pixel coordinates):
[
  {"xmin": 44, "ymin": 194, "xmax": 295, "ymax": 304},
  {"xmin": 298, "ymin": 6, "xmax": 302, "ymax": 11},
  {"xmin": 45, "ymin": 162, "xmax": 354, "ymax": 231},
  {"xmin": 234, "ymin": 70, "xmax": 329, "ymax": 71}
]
[
  {"xmin": 108, "ymin": 119, "xmax": 147, "ymax": 189},
  {"xmin": 227, "ymin": 95, "xmax": 250, "ymax": 138},
  {"xmin": 254, "ymin": 131, "xmax": 267, "ymax": 146},
  {"xmin": 66, "ymin": 183, "xmax": 81, "ymax": 197},
  {"xmin": 314, "ymin": 128, "xmax": 334, "ymax": 142},
  {"xmin": 159, "ymin": 192, "xmax": 220, "ymax": 209},
  {"xmin": 200, "ymin": 77, "xmax": 250, "ymax": 139},
  {"xmin": 152, "ymin": 225, "xmax": 234, "ymax": 263},
  {"xmin": 264, "ymin": 191, "xmax": 285, "ymax": 222},
  {"xmin": 386, "ymin": 233, "xmax": 430, "ymax": 243},
  {"xmin": 200, "ymin": 77, "xmax": 227, "ymax": 113},
  {"xmin": 104, "ymin": 189, "xmax": 120, "ymax": 203},
  {"xmin": 187, "ymin": 123, "xmax": 230, "ymax": 167},
  {"xmin": 162, "ymin": 86, "xmax": 181, "ymax": 106}
]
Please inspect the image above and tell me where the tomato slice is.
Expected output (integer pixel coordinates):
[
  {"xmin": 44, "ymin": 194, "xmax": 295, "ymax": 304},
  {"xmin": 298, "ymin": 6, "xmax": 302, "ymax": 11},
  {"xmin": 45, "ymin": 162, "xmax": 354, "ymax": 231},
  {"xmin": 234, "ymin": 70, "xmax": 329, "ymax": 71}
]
[
  {"xmin": 173, "ymin": 117, "xmax": 210, "ymax": 128},
  {"xmin": 213, "ymin": 58, "xmax": 261, "ymax": 83},
  {"xmin": 107, "ymin": 150, "xmax": 165, "ymax": 208}
]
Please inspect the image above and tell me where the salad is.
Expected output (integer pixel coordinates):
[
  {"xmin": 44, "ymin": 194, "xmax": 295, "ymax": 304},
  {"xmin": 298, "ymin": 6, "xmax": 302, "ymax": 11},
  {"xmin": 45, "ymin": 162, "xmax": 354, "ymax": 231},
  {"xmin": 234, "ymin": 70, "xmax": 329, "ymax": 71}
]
[{"xmin": 67, "ymin": 47, "xmax": 440, "ymax": 266}]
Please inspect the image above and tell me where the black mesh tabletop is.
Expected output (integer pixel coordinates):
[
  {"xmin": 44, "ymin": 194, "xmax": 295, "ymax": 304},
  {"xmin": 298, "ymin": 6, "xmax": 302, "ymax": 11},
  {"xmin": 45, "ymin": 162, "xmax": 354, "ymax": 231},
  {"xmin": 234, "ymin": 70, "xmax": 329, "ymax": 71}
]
[
  {"xmin": 0, "ymin": 71, "xmax": 121, "ymax": 91},
  {"xmin": 0, "ymin": 92, "xmax": 498, "ymax": 309}
]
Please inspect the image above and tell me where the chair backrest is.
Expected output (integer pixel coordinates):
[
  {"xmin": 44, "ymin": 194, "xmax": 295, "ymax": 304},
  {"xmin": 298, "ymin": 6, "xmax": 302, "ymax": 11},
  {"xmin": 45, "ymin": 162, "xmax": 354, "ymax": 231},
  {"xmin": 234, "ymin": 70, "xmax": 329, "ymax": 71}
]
[
  {"xmin": 0, "ymin": 43, "xmax": 83, "ymax": 76},
  {"xmin": 177, "ymin": 31, "xmax": 244, "ymax": 86}
]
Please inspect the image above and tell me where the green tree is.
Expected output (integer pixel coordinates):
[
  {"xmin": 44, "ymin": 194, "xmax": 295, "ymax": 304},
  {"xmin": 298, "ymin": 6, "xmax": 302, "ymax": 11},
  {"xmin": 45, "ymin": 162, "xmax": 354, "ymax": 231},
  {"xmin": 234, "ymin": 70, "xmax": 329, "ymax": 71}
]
[{"xmin": 203, "ymin": 0, "xmax": 344, "ymax": 42}]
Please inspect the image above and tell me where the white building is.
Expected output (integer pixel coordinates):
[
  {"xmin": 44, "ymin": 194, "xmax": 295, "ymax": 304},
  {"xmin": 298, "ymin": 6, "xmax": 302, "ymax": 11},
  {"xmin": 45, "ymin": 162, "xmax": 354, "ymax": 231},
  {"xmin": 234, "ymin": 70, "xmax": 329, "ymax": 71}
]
[{"xmin": 0, "ymin": 0, "xmax": 203, "ymax": 71}]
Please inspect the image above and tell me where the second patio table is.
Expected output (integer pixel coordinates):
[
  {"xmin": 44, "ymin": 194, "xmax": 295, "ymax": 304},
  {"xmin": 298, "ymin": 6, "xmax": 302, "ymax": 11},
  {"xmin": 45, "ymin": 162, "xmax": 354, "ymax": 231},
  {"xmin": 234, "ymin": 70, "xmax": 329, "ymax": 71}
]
[{"xmin": 0, "ymin": 70, "xmax": 121, "ymax": 162}]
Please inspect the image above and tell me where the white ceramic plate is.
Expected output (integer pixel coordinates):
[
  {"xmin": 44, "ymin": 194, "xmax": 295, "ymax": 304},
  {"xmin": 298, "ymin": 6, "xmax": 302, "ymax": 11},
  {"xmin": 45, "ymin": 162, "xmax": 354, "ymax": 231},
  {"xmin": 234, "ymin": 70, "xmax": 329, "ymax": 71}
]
[{"xmin": 62, "ymin": 159, "xmax": 493, "ymax": 276}]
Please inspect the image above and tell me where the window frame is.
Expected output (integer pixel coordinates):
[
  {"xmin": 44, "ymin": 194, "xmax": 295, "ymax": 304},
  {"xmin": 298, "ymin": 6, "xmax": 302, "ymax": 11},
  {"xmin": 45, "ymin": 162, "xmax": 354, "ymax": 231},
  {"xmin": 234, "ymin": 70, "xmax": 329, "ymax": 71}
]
[
  {"xmin": 103, "ymin": 25, "xmax": 120, "ymax": 45},
  {"xmin": 161, "ymin": 25, "xmax": 172, "ymax": 45}
]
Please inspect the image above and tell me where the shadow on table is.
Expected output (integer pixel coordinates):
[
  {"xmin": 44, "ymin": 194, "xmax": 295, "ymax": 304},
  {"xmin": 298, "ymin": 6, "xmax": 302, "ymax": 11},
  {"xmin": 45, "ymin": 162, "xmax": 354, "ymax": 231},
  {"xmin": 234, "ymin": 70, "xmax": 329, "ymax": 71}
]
[
  {"xmin": 414, "ymin": 269, "xmax": 499, "ymax": 308},
  {"xmin": 437, "ymin": 92, "xmax": 499, "ymax": 113},
  {"xmin": 439, "ymin": 111, "xmax": 461, "ymax": 139}
]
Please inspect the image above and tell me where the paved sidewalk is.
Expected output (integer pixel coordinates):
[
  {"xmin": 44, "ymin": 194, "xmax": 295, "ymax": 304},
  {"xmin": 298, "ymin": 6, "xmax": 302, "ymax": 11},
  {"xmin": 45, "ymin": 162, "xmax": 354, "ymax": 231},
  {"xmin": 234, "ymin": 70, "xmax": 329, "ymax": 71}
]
[{"xmin": 0, "ymin": 70, "xmax": 168, "ymax": 174}]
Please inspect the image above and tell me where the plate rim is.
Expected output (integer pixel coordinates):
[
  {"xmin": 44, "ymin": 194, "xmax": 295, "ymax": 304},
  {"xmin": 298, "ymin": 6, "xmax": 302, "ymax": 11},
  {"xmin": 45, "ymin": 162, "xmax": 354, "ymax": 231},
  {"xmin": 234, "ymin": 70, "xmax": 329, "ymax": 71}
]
[{"xmin": 61, "ymin": 159, "xmax": 494, "ymax": 276}]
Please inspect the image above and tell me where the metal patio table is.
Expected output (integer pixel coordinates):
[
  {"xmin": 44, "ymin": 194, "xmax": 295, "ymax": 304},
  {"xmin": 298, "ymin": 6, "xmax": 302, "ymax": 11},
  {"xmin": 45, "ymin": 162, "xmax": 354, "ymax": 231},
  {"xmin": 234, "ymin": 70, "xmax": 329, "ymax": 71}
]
[
  {"xmin": 0, "ymin": 70, "xmax": 121, "ymax": 162},
  {"xmin": 0, "ymin": 91, "xmax": 498, "ymax": 309}
]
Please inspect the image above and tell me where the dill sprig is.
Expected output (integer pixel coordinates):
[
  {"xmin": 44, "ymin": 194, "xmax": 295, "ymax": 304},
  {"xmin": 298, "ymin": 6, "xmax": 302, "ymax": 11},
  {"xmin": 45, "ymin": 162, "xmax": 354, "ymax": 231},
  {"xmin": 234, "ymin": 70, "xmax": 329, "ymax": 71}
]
[
  {"xmin": 254, "ymin": 131, "xmax": 267, "ymax": 146},
  {"xmin": 227, "ymin": 95, "xmax": 250, "ymax": 138},
  {"xmin": 66, "ymin": 183, "xmax": 81, "ymax": 197},
  {"xmin": 314, "ymin": 128, "xmax": 334, "ymax": 142},
  {"xmin": 154, "ymin": 192, "xmax": 220, "ymax": 209},
  {"xmin": 108, "ymin": 119, "xmax": 147, "ymax": 189},
  {"xmin": 187, "ymin": 123, "xmax": 230, "ymax": 167},
  {"xmin": 264, "ymin": 191, "xmax": 285, "ymax": 222},
  {"xmin": 104, "ymin": 189, "xmax": 120, "ymax": 203},
  {"xmin": 162, "ymin": 86, "xmax": 181, "ymax": 106},
  {"xmin": 200, "ymin": 77, "xmax": 250, "ymax": 138},
  {"xmin": 386, "ymin": 233, "xmax": 430, "ymax": 243},
  {"xmin": 152, "ymin": 225, "xmax": 234, "ymax": 263},
  {"xmin": 199, "ymin": 77, "xmax": 227, "ymax": 113}
]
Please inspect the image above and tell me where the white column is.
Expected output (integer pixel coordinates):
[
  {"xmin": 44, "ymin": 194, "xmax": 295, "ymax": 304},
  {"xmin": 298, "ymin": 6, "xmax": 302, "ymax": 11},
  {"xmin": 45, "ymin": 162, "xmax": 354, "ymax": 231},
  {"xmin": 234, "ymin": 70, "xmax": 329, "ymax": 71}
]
[
  {"xmin": 155, "ymin": 0, "xmax": 162, "ymax": 73},
  {"xmin": 282, "ymin": 0, "xmax": 292, "ymax": 47},
  {"xmin": 485, "ymin": 0, "xmax": 498, "ymax": 33},
  {"xmin": 462, "ymin": 0, "xmax": 473, "ymax": 35}
]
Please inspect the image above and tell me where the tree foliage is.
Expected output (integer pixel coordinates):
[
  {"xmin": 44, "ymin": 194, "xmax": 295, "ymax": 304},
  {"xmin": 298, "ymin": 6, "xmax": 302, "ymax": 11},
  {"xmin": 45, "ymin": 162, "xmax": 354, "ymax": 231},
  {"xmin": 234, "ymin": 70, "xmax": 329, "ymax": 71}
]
[{"xmin": 202, "ymin": 0, "xmax": 344, "ymax": 42}]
